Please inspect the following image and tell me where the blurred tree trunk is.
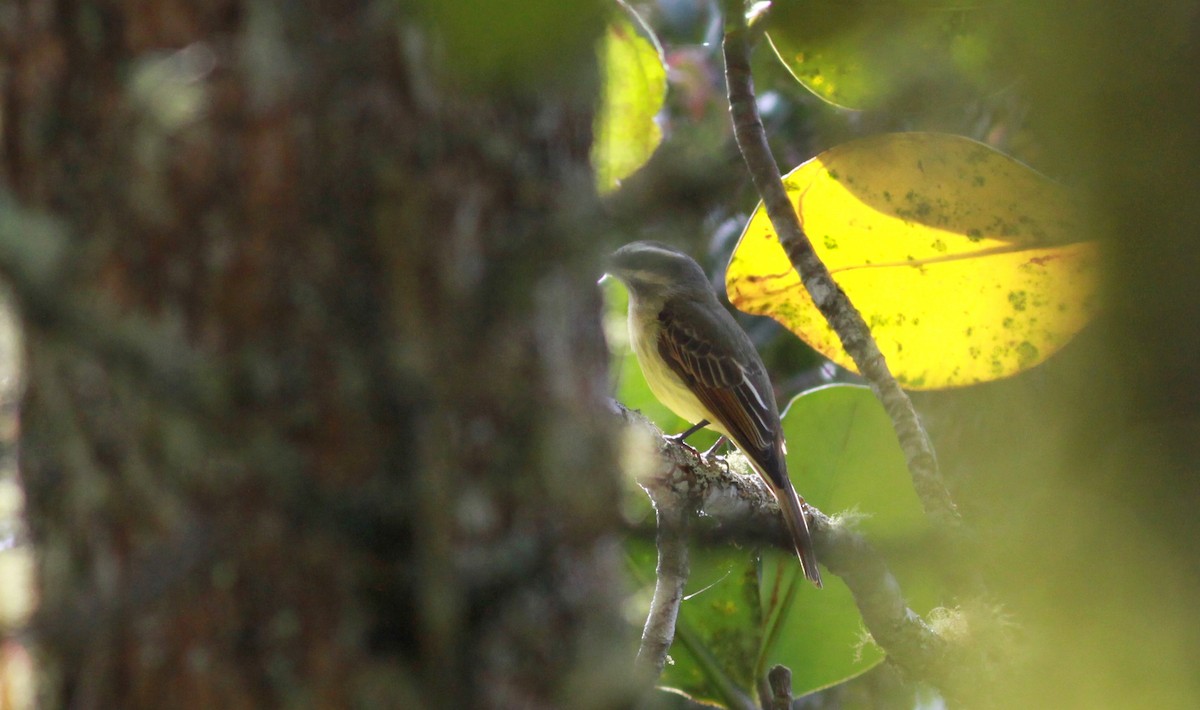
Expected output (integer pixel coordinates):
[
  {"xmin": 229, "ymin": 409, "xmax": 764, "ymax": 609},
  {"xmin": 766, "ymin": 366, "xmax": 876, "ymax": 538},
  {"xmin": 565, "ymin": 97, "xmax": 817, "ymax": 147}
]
[{"xmin": 2, "ymin": 1, "xmax": 629, "ymax": 707}]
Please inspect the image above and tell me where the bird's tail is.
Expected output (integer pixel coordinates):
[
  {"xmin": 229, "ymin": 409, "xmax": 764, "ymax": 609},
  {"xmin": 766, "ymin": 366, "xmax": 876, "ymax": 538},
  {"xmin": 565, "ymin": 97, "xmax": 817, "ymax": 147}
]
[{"xmin": 778, "ymin": 484, "xmax": 823, "ymax": 588}]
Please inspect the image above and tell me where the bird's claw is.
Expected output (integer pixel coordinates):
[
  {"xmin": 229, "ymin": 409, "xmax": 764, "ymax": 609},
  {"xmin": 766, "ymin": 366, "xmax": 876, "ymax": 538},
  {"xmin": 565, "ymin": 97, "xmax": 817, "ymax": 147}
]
[
  {"xmin": 663, "ymin": 434, "xmax": 731, "ymax": 474},
  {"xmin": 662, "ymin": 432, "xmax": 702, "ymax": 461},
  {"xmin": 702, "ymin": 452, "xmax": 731, "ymax": 475},
  {"xmin": 699, "ymin": 436, "xmax": 730, "ymax": 473},
  {"xmin": 701, "ymin": 436, "xmax": 727, "ymax": 459}
]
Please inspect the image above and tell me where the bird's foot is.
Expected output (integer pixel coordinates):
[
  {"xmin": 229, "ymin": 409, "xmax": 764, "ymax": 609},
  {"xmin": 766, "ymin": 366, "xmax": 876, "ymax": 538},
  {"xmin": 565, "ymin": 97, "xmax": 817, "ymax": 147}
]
[
  {"xmin": 700, "ymin": 436, "xmax": 727, "ymax": 460},
  {"xmin": 666, "ymin": 435, "xmax": 730, "ymax": 473},
  {"xmin": 699, "ymin": 437, "xmax": 731, "ymax": 474},
  {"xmin": 662, "ymin": 432, "xmax": 702, "ymax": 461},
  {"xmin": 663, "ymin": 420, "xmax": 710, "ymax": 462}
]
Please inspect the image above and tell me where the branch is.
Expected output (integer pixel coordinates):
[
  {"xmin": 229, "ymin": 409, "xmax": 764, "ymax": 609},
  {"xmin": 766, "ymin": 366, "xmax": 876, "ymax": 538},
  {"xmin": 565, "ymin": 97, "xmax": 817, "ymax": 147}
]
[
  {"xmin": 719, "ymin": 2, "xmax": 958, "ymax": 527},
  {"xmin": 764, "ymin": 665, "xmax": 792, "ymax": 710},
  {"xmin": 635, "ymin": 491, "xmax": 690, "ymax": 678},
  {"xmin": 619, "ymin": 406, "xmax": 957, "ymax": 694}
]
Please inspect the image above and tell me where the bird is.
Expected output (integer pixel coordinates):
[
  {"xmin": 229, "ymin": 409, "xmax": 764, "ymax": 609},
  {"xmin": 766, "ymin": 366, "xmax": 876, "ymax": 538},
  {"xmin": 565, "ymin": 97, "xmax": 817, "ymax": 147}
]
[{"xmin": 607, "ymin": 241, "xmax": 822, "ymax": 587}]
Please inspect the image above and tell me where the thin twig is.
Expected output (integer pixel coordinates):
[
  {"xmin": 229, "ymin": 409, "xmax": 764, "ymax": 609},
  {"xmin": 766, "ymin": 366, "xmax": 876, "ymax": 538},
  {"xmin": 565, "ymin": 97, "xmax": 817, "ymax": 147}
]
[
  {"xmin": 765, "ymin": 664, "xmax": 793, "ymax": 710},
  {"xmin": 719, "ymin": 1, "xmax": 958, "ymax": 527}
]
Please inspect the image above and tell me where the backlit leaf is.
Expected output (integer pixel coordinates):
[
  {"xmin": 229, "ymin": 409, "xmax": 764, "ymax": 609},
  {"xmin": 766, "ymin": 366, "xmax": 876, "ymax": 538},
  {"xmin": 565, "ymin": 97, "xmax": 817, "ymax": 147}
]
[
  {"xmin": 765, "ymin": 0, "xmax": 1000, "ymax": 111},
  {"xmin": 593, "ymin": 2, "xmax": 666, "ymax": 194},
  {"xmin": 727, "ymin": 132, "xmax": 1100, "ymax": 390}
]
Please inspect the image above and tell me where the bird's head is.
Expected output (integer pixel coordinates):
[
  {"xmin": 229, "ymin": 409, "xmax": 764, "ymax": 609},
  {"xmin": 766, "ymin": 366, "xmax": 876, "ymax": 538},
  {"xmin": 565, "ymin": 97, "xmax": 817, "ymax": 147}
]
[{"xmin": 605, "ymin": 241, "xmax": 711, "ymax": 300}]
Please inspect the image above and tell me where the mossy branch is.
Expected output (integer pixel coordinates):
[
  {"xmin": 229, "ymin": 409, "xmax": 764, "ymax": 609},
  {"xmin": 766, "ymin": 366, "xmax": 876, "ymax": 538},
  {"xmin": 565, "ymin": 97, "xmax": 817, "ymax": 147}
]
[{"xmin": 620, "ymin": 405, "xmax": 964, "ymax": 697}]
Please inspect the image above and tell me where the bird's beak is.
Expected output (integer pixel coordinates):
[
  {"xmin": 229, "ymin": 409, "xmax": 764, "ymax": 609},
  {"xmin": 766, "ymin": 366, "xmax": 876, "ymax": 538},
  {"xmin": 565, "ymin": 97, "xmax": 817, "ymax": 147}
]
[{"xmin": 600, "ymin": 250, "xmax": 625, "ymax": 285}]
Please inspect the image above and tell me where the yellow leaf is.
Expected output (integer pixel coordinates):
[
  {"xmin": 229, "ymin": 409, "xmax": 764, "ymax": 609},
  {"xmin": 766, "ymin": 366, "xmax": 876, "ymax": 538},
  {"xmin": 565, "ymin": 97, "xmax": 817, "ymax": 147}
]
[
  {"xmin": 727, "ymin": 132, "xmax": 1100, "ymax": 390},
  {"xmin": 592, "ymin": 2, "xmax": 666, "ymax": 194}
]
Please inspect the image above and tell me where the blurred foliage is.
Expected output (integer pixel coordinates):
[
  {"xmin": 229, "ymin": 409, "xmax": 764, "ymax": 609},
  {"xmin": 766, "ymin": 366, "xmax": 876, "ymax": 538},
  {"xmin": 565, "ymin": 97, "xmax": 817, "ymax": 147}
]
[
  {"xmin": 728, "ymin": 132, "xmax": 1099, "ymax": 389},
  {"xmin": 593, "ymin": 2, "xmax": 667, "ymax": 193},
  {"xmin": 412, "ymin": 0, "xmax": 604, "ymax": 86},
  {"xmin": 764, "ymin": 0, "xmax": 1001, "ymax": 112},
  {"xmin": 0, "ymin": 299, "xmax": 28, "ymax": 710},
  {"xmin": 608, "ymin": 0, "xmax": 1200, "ymax": 707}
]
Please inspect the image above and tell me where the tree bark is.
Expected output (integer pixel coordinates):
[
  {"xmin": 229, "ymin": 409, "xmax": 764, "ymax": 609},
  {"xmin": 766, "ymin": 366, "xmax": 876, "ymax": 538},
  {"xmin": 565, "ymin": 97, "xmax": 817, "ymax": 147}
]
[{"xmin": 3, "ymin": 1, "xmax": 629, "ymax": 707}]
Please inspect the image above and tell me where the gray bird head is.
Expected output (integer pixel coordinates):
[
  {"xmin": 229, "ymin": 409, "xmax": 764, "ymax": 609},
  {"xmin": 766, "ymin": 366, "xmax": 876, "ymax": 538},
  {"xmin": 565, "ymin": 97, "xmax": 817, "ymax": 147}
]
[{"xmin": 606, "ymin": 241, "xmax": 712, "ymax": 299}]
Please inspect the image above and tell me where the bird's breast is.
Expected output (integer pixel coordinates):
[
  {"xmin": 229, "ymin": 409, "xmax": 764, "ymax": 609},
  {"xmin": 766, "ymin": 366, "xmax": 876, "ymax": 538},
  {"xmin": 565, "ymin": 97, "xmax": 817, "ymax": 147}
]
[{"xmin": 627, "ymin": 301, "xmax": 721, "ymax": 431}]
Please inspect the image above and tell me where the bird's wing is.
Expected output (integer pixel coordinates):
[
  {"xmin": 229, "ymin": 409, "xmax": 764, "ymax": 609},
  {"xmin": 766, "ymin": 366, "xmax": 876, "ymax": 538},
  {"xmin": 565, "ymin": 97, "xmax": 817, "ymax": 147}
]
[
  {"xmin": 658, "ymin": 296, "xmax": 823, "ymax": 588},
  {"xmin": 655, "ymin": 297, "xmax": 780, "ymax": 467}
]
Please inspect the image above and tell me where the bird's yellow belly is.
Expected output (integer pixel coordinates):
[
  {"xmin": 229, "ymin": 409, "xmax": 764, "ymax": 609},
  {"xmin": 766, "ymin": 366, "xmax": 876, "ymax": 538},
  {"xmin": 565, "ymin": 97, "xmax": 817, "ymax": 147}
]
[{"xmin": 628, "ymin": 308, "xmax": 728, "ymax": 436}]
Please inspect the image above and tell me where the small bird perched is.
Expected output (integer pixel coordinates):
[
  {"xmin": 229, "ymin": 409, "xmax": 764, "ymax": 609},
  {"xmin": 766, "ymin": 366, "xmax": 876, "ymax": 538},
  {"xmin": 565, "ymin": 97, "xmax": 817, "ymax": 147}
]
[{"xmin": 608, "ymin": 241, "xmax": 822, "ymax": 587}]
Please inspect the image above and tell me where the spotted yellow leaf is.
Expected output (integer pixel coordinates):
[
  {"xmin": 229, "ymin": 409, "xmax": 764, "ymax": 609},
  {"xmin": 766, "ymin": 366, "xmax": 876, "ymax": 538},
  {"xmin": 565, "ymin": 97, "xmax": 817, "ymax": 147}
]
[{"xmin": 727, "ymin": 132, "xmax": 1099, "ymax": 390}]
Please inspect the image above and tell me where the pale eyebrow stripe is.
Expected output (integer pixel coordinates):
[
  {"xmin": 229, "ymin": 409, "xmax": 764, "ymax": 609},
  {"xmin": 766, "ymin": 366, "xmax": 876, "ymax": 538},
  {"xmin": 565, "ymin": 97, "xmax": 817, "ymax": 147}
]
[{"xmin": 640, "ymin": 245, "xmax": 683, "ymax": 259}]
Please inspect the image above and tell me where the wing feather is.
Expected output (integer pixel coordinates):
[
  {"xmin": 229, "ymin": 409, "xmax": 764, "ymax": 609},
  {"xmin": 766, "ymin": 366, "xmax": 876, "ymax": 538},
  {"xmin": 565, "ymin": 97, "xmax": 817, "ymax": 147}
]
[{"xmin": 655, "ymin": 299, "xmax": 779, "ymax": 468}]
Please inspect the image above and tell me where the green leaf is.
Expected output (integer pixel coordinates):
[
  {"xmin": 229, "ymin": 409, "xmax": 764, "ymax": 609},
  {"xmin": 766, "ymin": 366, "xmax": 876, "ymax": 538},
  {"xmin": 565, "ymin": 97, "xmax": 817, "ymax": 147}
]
[
  {"xmin": 753, "ymin": 384, "xmax": 937, "ymax": 695},
  {"xmin": 413, "ymin": 0, "xmax": 604, "ymax": 87},
  {"xmin": 592, "ymin": 2, "xmax": 667, "ymax": 194},
  {"xmin": 660, "ymin": 545, "xmax": 762, "ymax": 706},
  {"xmin": 781, "ymin": 385, "xmax": 928, "ymax": 542},
  {"xmin": 758, "ymin": 552, "xmax": 884, "ymax": 694},
  {"xmin": 765, "ymin": 0, "xmax": 1001, "ymax": 111}
]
